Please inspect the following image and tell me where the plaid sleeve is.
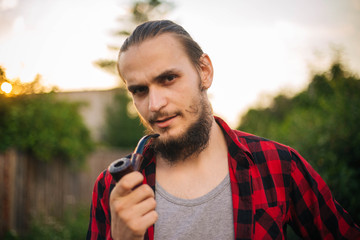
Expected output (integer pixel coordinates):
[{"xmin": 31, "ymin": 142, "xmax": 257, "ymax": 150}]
[
  {"xmin": 86, "ymin": 152, "xmax": 156, "ymax": 240},
  {"xmin": 86, "ymin": 170, "xmax": 115, "ymax": 240},
  {"xmin": 288, "ymin": 150, "xmax": 360, "ymax": 239}
]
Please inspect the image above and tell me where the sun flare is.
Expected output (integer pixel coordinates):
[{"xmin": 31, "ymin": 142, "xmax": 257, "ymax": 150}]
[{"xmin": 1, "ymin": 82, "xmax": 13, "ymax": 94}]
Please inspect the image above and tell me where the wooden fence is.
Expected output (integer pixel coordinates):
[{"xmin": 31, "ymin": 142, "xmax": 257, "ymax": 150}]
[{"xmin": 0, "ymin": 148, "xmax": 130, "ymax": 237}]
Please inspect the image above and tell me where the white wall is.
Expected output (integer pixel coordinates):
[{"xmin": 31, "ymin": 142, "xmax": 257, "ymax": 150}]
[{"xmin": 56, "ymin": 88, "xmax": 120, "ymax": 142}]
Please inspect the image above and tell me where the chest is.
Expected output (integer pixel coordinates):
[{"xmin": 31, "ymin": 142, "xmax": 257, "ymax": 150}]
[
  {"xmin": 154, "ymin": 174, "xmax": 234, "ymax": 240},
  {"xmin": 155, "ymin": 159, "xmax": 229, "ymax": 199}
]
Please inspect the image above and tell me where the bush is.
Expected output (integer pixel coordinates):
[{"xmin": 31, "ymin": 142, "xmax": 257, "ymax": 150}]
[
  {"xmin": 0, "ymin": 93, "xmax": 94, "ymax": 165},
  {"xmin": 237, "ymin": 62, "xmax": 360, "ymax": 223}
]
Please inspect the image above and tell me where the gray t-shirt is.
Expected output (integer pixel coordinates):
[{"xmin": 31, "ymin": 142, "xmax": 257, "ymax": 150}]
[{"xmin": 154, "ymin": 174, "xmax": 234, "ymax": 240}]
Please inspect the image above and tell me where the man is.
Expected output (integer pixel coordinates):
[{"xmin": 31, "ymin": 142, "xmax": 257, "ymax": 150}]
[{"xmin": 87, "ymin": 20, "xmax": 360, "ymax": 240}]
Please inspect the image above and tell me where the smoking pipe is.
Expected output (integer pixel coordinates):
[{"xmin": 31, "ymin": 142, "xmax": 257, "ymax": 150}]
[{"xmin": 108, "ymin": 134, "xmax": 159, "ymax": 182}]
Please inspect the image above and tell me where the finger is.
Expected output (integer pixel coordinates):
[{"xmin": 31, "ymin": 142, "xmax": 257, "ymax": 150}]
[
  {"xmin": 110, "ymin": 184, "xmax": 155, "ymax": 219},
  {"xmin": 139, "ymin": 210, "xmax": 158, "ymax": 229},
  {"xmin": 113, "ymin": 184, "xmax": 154, "ymax": 212},
  {"xmin": 111, "ymin": 171, "xmax": 144, "ymax": 198},
  {"xmin": 118, "ymin": 194, "xmax": 156, "ymax": 224},
  {"xmin": 129, "ymin": 184, "xmax": 155, "ymax": 204},
  {"xmin": 127, "ymin": 209, "xmax": 158, "ymax": 235},
  {"xmin": 132, "ymin": 195, "xmax": 157, "ymax": 216}
]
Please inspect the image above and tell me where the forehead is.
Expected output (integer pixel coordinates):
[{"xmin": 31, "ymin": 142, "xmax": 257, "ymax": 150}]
[{"xmin": 118, "ymin": 33, "xmax": 189, "ymax": 82}]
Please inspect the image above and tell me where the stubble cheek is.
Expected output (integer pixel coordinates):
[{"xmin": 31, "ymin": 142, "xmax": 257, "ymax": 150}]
[{"xmin": 184, "ymin": 92, "xmax": 204, "ymax": 116}]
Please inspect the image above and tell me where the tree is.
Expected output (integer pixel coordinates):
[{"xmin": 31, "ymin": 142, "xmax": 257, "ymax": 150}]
[
  {"xmin": 0, "ymin": 66, "xmax": 94, "ymax": 166},
  {"xmin": 237, "ymin": 61, "xmax": 360, "ymax": 223},
  {"xmin": 95, "ymin": 0, "xmax": 173, "ymax": 76},
  {"xmin": 102, "ymin": 88, "xmax": 145, "ymax": 148}
]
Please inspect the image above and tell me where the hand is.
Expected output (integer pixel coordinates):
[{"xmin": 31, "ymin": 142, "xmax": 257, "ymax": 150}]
[{"xmin": 110, "ymin": 171, "xmax": 158, "ymax": 240}]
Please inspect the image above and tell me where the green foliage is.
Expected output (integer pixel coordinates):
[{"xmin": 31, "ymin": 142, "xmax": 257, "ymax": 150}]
[
  {"xmin": 102, "ymin": 88, "xmax": 145, "ymax": 148},
  {"xmin": 131, "ymin": 0, "xmax": 172, "ymax": 23},
  {"xmin": 237, "ymin": 62, "xmax": 360, "ymax": 223},
  {"xmin": 0, "ymin": 93, "xmax": 94, "ymax": 165},
  {"xmin": 4, "ymin": 205, "xmax": 90, "ymax": 240},
  {"xmin": 93, "ymin": 59, "xmax": 118, "ymax": 75}
]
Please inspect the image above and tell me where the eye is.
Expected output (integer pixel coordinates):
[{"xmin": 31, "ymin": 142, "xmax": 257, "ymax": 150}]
[
  {"xmin": 162, "ymin": 74, "xmax": 178, "ymax": 83},
  {"xmin": 131, "ymin": 86, "xmax": 148, "ymax": 96},
  {"xmin": 166, "ymin": 75, "xmax": 176, "ymax": 81}
]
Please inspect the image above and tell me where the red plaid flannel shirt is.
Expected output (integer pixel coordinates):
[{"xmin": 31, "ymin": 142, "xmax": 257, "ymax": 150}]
[{"xmin": 87, "ymin": 116, "xmax": 360, "ymax": 240}]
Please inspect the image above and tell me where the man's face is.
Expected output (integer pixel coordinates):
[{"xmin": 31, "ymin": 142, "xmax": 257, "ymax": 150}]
[{"xmin": 118, "ymin": 33, "xmax": 213, "ymax": 146}]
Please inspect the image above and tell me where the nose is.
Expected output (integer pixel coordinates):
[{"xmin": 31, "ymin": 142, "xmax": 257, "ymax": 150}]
[{"xmin": 148, "ymin": 87, "xmax": 166, "ymax": 112}]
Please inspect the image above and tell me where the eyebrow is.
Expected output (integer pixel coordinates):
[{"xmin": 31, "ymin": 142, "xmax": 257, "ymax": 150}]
[{"xmin": 153, "ymin": 68, "xmax": 180, "ymax": 82}]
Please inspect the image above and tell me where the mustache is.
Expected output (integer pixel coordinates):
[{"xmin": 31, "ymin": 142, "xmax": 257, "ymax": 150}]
[{"xmin": 148, "ymin": 111, "xmax": 182, "ymax": 124}]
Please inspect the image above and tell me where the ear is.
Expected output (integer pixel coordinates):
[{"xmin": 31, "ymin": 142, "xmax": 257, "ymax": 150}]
[{"xmin": 199, "ymin": 53, "xmax": 214, "ymax": 90}]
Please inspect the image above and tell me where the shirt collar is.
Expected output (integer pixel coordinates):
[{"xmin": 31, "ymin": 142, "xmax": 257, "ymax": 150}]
[{"xmin": 214, "ymin": 116, "xmax": 254, "ymax": 168}]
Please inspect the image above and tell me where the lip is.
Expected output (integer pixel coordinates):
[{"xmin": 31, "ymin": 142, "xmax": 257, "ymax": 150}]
[{"xmin": 154, "ymin": 115, "xmax": 177, "ymax": 128}]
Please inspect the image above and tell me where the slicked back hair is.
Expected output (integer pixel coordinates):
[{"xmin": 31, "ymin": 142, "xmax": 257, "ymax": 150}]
[{"xmin": 118, "ymin": 20, "xmax": 204, "ymax": 79}]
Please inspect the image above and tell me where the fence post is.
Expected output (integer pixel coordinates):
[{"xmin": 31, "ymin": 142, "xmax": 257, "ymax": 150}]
[{"xmin": 0, "ymin": 149, "xmax": 16, "ymax": 237}]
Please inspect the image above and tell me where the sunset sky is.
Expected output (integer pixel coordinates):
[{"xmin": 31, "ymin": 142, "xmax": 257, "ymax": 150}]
[{"xmin": 1, "ymin": 0, "xmax": 360, "ymax": 127}]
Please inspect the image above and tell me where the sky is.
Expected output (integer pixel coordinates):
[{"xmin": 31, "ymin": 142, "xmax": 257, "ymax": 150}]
[{"xmin": 1, "ymin": 0, "xmax": 360, "ymax": 127}]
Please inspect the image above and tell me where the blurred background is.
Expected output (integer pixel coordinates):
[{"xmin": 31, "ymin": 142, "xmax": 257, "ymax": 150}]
[{"xmin": 0, "ymin": 0, "xmax": 359, "ymax": 239}]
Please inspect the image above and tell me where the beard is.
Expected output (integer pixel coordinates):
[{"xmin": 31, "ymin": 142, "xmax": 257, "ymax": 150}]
[{"xmin": 145, "ymin": 95, "xmax": 213, "ymax": 164}]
